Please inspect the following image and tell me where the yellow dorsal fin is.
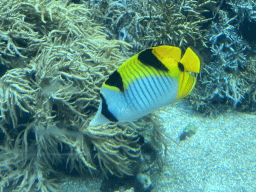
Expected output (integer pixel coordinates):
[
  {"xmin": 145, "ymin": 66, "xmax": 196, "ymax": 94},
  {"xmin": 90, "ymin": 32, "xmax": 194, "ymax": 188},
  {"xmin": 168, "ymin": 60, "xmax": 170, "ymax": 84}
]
[
  {"xmin": 180, "ymin": 47, "xmax": 201, "ymax": 73},
  {"xmin": 152, "ymin": 45, "xmax": 181, "ymax": 63}
]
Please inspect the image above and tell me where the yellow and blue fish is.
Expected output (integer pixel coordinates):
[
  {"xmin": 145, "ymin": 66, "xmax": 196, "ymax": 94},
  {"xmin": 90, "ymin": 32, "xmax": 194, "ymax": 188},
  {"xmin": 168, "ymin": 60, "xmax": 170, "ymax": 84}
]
[{"xmin": 89, "ymin": 45, "xmax": 202, "ymax": 127}]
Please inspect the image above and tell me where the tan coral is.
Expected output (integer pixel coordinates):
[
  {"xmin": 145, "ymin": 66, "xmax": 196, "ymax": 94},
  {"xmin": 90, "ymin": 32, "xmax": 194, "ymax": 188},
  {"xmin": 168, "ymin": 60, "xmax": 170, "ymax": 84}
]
[
  {"xmin": 0, "ymin": 23, "xmax": 162, "ymax": 192},
  {"xmin": 0, "ymin": 1, "xmax": 167, "ymax": 191}
]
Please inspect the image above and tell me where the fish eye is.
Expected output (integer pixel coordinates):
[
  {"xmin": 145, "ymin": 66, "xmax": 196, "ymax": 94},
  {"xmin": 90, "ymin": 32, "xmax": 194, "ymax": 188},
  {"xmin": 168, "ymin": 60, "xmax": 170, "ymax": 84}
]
[{"xmin": 178, "ymin": 62, "xmax": 184, "ymax": 72}]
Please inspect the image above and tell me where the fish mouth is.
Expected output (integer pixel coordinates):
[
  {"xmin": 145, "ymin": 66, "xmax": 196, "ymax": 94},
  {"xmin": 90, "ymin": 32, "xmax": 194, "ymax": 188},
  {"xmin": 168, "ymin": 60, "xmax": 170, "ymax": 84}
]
[{"xmin": 179, "ymin": 71, "xmax": 197, "ymax": 99}]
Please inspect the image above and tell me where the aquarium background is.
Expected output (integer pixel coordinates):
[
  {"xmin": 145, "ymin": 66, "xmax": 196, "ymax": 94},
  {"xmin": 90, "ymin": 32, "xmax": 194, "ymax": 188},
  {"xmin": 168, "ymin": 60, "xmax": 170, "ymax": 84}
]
[{"xmin": 0, "ymin": 0, "xmax": 256, "ymax": 191}]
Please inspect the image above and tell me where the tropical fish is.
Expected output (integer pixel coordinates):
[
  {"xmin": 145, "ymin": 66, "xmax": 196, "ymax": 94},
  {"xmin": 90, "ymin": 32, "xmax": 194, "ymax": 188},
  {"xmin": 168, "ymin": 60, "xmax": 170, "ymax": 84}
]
[{"xmin": 89, "ymin": 45, "xmax": 202, "ymax": 127}]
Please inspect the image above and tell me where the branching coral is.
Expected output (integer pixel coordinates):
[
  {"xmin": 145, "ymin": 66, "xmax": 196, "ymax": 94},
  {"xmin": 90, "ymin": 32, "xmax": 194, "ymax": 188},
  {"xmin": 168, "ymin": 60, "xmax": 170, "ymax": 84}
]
[
  {"xmin": 227, "ymin": 0, "xmax": 256, "ymax": 23},
  {"xmin": 188, "ymin": 0, "xmax": 256, "ymax": 115},
  {"xmin": 89, "ymin": 0, "xmax": 212, "ymax": 51},
  {"xmin": 88, "ymin": 0, "xmax": 256, "ymax": 115},
  {"xmin": 148, "ymin": 0, "xmax": 211, "ymax": 48}
]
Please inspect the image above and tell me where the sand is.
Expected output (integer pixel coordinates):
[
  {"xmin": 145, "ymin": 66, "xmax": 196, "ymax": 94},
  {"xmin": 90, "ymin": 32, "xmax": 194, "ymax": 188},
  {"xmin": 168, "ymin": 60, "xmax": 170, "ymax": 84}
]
[
  {"xmin": 152, "ymin": 101, "xmax": 256, "ymax": 192},
  {"xmin": 59, "ymin": 100, "xmax": 256, "ymax": 192}
]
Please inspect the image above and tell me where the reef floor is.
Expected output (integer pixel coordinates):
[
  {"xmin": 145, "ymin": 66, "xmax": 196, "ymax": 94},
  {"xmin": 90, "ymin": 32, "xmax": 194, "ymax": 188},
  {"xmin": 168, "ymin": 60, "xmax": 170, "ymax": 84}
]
[{"xmin": 59, "ymin": 100, "xmax": 256, "ymax": 192}]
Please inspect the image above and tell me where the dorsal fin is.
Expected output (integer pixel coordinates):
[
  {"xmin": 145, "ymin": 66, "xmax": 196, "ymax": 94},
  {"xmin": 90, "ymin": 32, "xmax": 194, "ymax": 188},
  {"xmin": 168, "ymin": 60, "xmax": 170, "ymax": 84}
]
[{"xmin": 152, "ymin": 45, "xmax": 182, "ymax": 63}]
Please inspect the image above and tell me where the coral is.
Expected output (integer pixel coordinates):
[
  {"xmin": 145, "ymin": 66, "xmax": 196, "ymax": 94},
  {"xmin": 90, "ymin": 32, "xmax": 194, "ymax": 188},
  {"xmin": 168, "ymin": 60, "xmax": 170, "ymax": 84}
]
[
  {"xmin": 188, "ymin": 0, "xmax": 256, "ymax": 115},
  {"xmin": 0, "ymin": 1, "xmax": 164, "ymax": 191},
  {"xmin": 0, "ymin": 0, "xmax": 91, "ymax": 69},
  {"xmin": 0, "ymin": 68, "xmax": 38, "ymax": 127},
  {"xmin": 0, "ymin": 42, "xmax": 163, "ymax": 190},
  {"xmin": 0, "ymin": 41, "xmax": 143, "ymax": 190},
  {"xmin": 3, "ymin": 0, "xmax": 256, "ymax": 190},
  {"xmin": 0, "ymin": 0, "xmax": 43, "ymax": 68},
  {"xmin": 88, "ymin": 0, "xmax": 256, "ymax": 115},
  {"xmin": 89, "ymin": 0, "xmax": 210, "ymax": 51}
]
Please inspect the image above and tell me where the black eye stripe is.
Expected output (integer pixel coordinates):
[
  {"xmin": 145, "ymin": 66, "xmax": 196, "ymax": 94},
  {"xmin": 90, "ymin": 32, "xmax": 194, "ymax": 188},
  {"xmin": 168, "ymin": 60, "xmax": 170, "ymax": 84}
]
[{"xmin": 178, "ymin": 62, "xmax": 184, "ymax": 72}]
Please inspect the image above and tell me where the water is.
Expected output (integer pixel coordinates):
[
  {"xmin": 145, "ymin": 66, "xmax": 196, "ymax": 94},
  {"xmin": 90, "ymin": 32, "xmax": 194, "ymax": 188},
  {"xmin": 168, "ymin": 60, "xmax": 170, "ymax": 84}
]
[{"xmin": 0, "ymin": 0, "xmax": 256, "ymax": 191}]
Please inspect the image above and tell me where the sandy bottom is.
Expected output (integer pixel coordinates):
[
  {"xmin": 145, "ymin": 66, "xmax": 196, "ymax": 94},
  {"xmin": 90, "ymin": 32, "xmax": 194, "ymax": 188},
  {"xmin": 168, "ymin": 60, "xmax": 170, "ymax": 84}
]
[
  {"xmin": 152, "ymin": 101, "xmax": 256, "ymax": 192},
  {"xmin": 59, "ymin": 101, "xmax": 256, "ymax": 192}
]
